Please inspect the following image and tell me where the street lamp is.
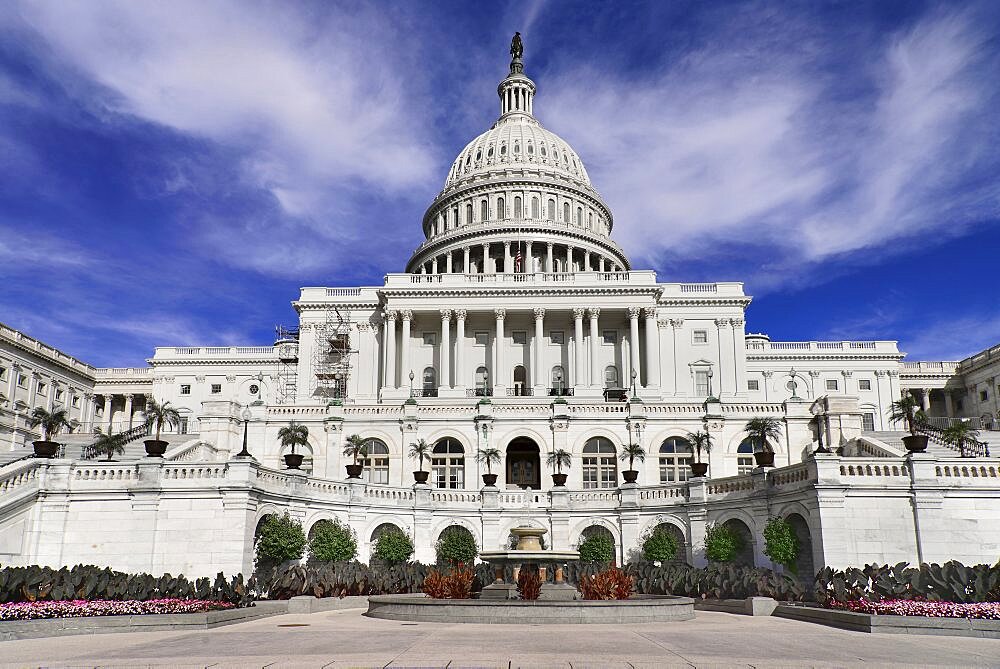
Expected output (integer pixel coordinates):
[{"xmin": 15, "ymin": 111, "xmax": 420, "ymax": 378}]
[
  {"xmin": 554, "ymin": 369, "xmax": 563, "ymax": 396},
  {"xmin": 236, "ymin": 407, "xmax": 252, "ymax": 458},
  {"xmin": 630, "ymin": 369, "xmax": 638, "ymax": 396},
  {"xmin": 408, "ymin": 370, "xmax": 415, "ymax": 397},
  {"xmin": 706, "ymin": 368, "xmax": 715, "ymax": 400}
]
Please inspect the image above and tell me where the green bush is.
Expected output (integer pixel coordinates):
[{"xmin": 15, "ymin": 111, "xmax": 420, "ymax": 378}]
[
  {"xmin": 762, "ymin": 517, "xmax": 800, "ymax": 574},
  {"xmin": 641, "ymin": 527, "xmax": 680, "ymax": 563},
  {"xmin": 255, "ymin": 514, "xmax": 307, "ymax": 567},
  {"xmin": 373, "ymin": 528, "xmax": 415, "ymax": 564},
  {"xmin": 309, "ymin": 519, "xmax": 358, "ymax": 563},
  {"xmin": 704, "ymin": 523, "xmax": 744, "ymax": 563},
  {"xmin": 435, "ymin": 526, "xmax": 478, "ymax": 566},
  {"xmin": 578, "ymin": 533, "xmax": 615, "ymax": 565}
]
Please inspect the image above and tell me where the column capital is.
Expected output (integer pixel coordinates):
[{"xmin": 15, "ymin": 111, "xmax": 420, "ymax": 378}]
[
  {"xmin": 494, "ymin": 308, "xmax": 506, "ymax": 320},
  {"xmin": 714, "ymin": 318, "xmax": 729, "ymax": 328},
  {"xmin": 762, "ymin": 370, "xmax": 774, "ymax": 378},
  {"xmin": 841, "ymin": 370, "xmax": 853, "ymax": 378},
  {"xmin": 400, "ymin": 309, "xmax": 413, "ymax": 322},
  {"xmin": 587, "ymin": 307, "xmax": 601, "ymax": 318},
  {"xmin": 874, "ymin": 369, "xmax": 887, "ymax": 377},
  {"xmin": 357, "ymin": 322, "xmax": 371, "ymax": 331},
  {"xmin": 546, "ymin": 241, "xmax": 554, "ymax": 249},
  {"xmin": 533, "ymin": 307, "xmax": 545, "ymax": 320},
  {"xmin": 887, "ymin": 370, "xmax": 899, "ymax": 377},
  {"xmin": 454, "ymin": 309, "xmax": 467, "ymax": 321},
  {"xmin": 384, "ymin": 309, "xmax": 398, "ymax": 322},
  {"xmin": 729, "ymin": 318, "xmax": 744, "ymax": 327},
  {"xmin": 440, "ymin": 309, "xmax": 452, "ymax": 321},
  {"xmin": 627, "ymin": 306, "xmax": 641, "ymax": 320},
  {"xmin": 808, "ymin": 370, "xmax": 821, "ymax": 378},
  {"xmin": 572, "ymin": 307, "xmax": 586, "ymax": 320},
  {"xmin": 670, "ymin": 318, "xmax": 684, "ymax": 328},
  {"xmin": 643, "ymin": 307, "xmax": 657, "ymax": 320}
]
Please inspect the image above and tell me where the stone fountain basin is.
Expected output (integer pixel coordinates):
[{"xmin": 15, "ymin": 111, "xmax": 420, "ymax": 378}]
[
  {"xmin": 365, "ymin": 593, "xmax": 695, "ymax": 624},
  {"xmin": 479, "ymin": 550, "xmax": 580, "ymax": 562}
]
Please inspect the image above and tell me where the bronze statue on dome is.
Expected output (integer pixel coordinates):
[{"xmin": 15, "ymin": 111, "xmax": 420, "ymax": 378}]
[{"xmin": 510, "ymin": 32, "xmax": 523, "ymax": 60}]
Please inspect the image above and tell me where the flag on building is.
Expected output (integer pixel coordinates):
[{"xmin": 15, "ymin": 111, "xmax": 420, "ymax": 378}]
[{"xmin": 515, "ymin": 244, "xmax": 522, "ymax": 272}]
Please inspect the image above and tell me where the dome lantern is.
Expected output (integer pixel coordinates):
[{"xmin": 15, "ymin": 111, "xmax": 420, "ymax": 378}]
[{"xmin": 498, "ymin": 32, "xmax": 535, "ymax": 117}]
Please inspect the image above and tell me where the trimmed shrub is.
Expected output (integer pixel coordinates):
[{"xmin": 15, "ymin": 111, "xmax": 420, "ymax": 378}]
[
  {"xmin": 579, "ymin": 567, "xmax": 633, "ymax": 600},
  {"xmin": 255, "ymin": 514, "xmax": 306, "ymax": 568},
  {"xmin": 762, "ymin": 517, "xmax": 800, "ymax": 574},
  {"xmin": 373, "ymin": 528, "xmax": 414, "ymax": 565},
  {"xmin": 309, "ymin": 519, "xmax": 357, "ymax": 563},
  {"xmin": 704, "ymin": 523, "xmax": 744, "ymax": 563},
  {"xmin": 579, "ymin": 533, "xmax": 615, "ymax": 565},
  {"xmin": 422, "ymin": 564, "xmax": 474, "ymax": 599},
  {"xmin": 435, "ymin": 526, "xmax": 478, "ymax": 566},
  {"xmin": 641, "ymin": 527, "xmax": 680, "ymax": 563}
]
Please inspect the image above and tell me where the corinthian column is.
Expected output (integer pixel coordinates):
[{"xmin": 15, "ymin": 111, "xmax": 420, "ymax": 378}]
[
  {"xmin": 400, "ymin": 310, "xmax": 412, "ymax": 389},
  {"xmin": 573, "ymin": 308, "xmax": 585, "ymax": 387},
  {"xmin": 628, "ymin": 307, "xmax": 641, "ymax": 389},
  {"xmin": 440, "ymin": 309, "xmax": 451, "ymax": 390},
  {"xmin": 644, "ymin": 307, "xmax": 659, "ymax": 389},
  {"xmin": 533, "ymin": 308, "xmax": 545, "ymax": 391},
  {"xmin": 588, "ymin": 308, "xmax": 600, "ymax": 388},
  {"xmin": 454, "ymin": 309, "xmax": 467, "ymax": 389},
  {"xmin": 494, "ymin": 308, "xmax": 506, "ymax": 393},
  {"xmin": 383, "ymin": 310, "xmax": 397, "ymax": 390}
]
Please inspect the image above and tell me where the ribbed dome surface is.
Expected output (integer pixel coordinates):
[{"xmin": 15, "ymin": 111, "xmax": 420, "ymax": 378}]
[{"xmin": 444, "ymin": 115, "xmax": 592, "ymax": 190}]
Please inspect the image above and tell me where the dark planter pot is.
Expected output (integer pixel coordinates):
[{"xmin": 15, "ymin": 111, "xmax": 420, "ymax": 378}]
[
  {"xmin": 284, "ymin": 453, "xmax": 304, "ymax": 469},
  {"xmin": 144, "ymin": 439, "xmax": 168, "ymax": 457},
  {"xmin": 753, "ymin": 451, "xmax": 775, "ymax": 467},
  {"xmin": 482, "ymin": 473, "xmax": 498, "ymax": 487},
  {"xmin": 902, "ymin": 434, "xmax": 929, "ymax": 453},
  {"xmin": 345, "ymin": 463, "xmax": 364, "ymax": 478},
  {"xmin": 690, "ymin": 462, "xmax": 709, "ymax": 478},
  {"xmin": 551, "ymin": 473, "xmax": 568, "ymax": 487},
  {"xmin": 621, "ymin": 469, "xmax": 639, "ymax": 484},
  {"xmin": 32, "ymin": 440, "xmax": 59, "ymax": 458},
  {"xmin": 413, "ymin": 470, "xmax": 430, "ymax": 484}
]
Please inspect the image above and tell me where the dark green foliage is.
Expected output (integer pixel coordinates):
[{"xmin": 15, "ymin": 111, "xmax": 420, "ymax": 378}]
[
  {"xmin": 762, "ymin": 517, "xmax": 800, "ymax": 574},
  {"xmin": 435, "ymin": 526, "xmax": 478, "ymax": 566},
  {"xmin": 624, "ymin": 562, "xmax": 808, "ymax": 601},
  {"xmin": 579, "ymin": 533, "xmax": 615, "ymax": 564},
  {"xmin": 641, "ymin": 527, "xmax": 680, "ymax": 563},
  {"xmin": 255, "ymin": 513, "xmax": 306, "ymax": 568},
  {"xmin": 704, "ymin": 523, "xmax": 743, "ymax": 563},
  {"xmin": 0, "ymin": 564, "xmax": 254, "ymax": 606},
  {"xmin": 308, "ymin": 519, "xmax": 357, "ymax": 563},
  {"xmin": 814, "ymin": 561, "xmax": 1000, "ymax": 604},
  {"xmin": 372, "ymin": 528, "xmax": 414, "ymax": 564}
]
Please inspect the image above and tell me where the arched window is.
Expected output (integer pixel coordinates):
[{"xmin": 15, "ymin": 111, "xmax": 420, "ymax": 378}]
[
  {"xmin": 512, "ymin": 365, "xmax": 527, "ymax": 396},
  {"xmin": 547, "ymin": 199, "xmax": 556, "ymax": 220},
  {"xmin": 604, "ymin": 365, "xmax": 619, "ymax": 389},
  {"xmin": 475, "ymin": 149, "xmax": 482, "ymax": 161},
  {"xmin": 577, "ymin": 207, "xmax": 583, "ymax": 225},
  {"xmin": 540, "ymin": 145, "xmax": 547, "ymax": 157},
  {"xmin": 466, "ymin": 204, "xmax": 473, "ymax": 226},
  {"xmin": 500, "ymin": 143, "xmax": 507, "ymax": 156},
  {"xmin": 659, "ymin": 437, "xmax": 692, "ymax": 483},
  {"xmin": 488, "ymin": 145, "xmax": 494, "ymax": 158},
  {"xmin": 360, "ymin": 438, "xmax": 389, "ymax": 484},
  {"xmin": 531, "ymin": 197, "xmax": 539, "ymax": 219},
  {"xmin": 475, "ymin": 366, "xmax": 490, "ymax": 396},
  {"xmin": 563, "ymin": 202, "xmax": 570, "ymax": 222},
  {"xmin": 432, "ymin": 438, "xmax": 465, "ymax": 489},
  {"xmin": 551, "ymin": 365, "xmax": 565, "ymax": 392},
  {"xmin": 737, "ymin": 438, "xmax": 755, "ymax": 475},
  {"xmin": 513, "ymin": 141, "xmax": 520, "ymax": 154},
  {"xmin": 514, "ymin": 196, "xmax": 522, "ymax": 219},
  {"xmin": 553, "ymin": 148, "xmax": 559, "ymax": 161},
  {"xmin": 583, "ymin": 437, "xmax": 617, "ymax": 489},
  {"xmin": 527, "ymin": 142, "xmax": 534, "ymax": 155},
  {"xmin": 481, "ymin": 200, "xmax": 488, "ymax": 221},
  {"xmin": 497, "ymin": 197, "xmax": 505, "ymax": 219},
  {"xmin": 451, "ymin": 206, "xmax": 458, "ymax": 230},
  {"xmin": 422, "ymin": 366, "xmax": 437, "ymax": 393},
  {"xmin": 587, "ymin": 212, "xmax": 593, "ymax": 229}
]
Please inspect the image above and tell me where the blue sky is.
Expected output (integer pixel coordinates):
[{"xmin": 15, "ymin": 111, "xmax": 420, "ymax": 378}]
[{"xmin": 1, "ymin": 0, "xmax": 998, "ymax": 367}]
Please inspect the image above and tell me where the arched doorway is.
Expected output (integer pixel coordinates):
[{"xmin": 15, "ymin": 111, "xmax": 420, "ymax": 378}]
[
  {"xmin": 721, "ymin": 518, "xmax": 755, "ymax": 567},
  {"xmin": 785, "ymin": 513, "xmax": 814, "ymax": 579},
  {"xmin": 506, "ymin": 437, "xmax": 541, "ymax": 489}
]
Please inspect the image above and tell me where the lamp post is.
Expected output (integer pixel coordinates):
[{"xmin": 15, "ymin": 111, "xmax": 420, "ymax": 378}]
[
  {"xmin": 813, "ymin": 413, "xmax": 830, "ymax": 454},
  {"xmin": 236, "ymin": 407, "xmax": 252, "ymax": 458},
  {"xmin": 706, "ymin": 368, "xmax": 715, "ymax": 401},
  {"xmin": 408, "ymin": 370, "xmax": 415, "ymax": 398},
  {"xmin": 482, "ymin": 369, "xmax": 490, "ymax": 397},
  {"xmin": 630, "ymin": 368, "xmax": 637, "ymax": 397},
  {"xmin": 554, "ymin": 369, "xmax": 563, "ymax": 396}
]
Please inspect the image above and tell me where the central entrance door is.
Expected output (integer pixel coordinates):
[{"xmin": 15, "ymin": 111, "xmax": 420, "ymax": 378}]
[{"xmin": 506, "ymin": 437, "xmax": 541, "ymax": 489}]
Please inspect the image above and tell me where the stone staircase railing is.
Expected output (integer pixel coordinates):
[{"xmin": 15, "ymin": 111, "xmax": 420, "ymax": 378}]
[{"xmin": 81, "ymin": 422, "xmax": 151, "ymax": 460}]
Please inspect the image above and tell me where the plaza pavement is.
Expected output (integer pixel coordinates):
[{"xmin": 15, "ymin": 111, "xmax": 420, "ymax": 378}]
[{"xmin": 1, "ymin": 608, "xmax": 998, "ymax": 668}]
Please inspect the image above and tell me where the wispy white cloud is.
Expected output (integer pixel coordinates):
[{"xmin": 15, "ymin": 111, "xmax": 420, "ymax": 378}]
[{"xmin": 900, "ymin": 313, "xmax": 1000, "ymax": 362}]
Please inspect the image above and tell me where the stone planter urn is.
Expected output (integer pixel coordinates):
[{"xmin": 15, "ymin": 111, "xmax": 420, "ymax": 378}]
[
  {"xmin": 621, "ymin": 469, "xmax": 639, "ymax": 484},
  {"xmin": 902, "ymin": 434, "xmax": 929, "ymax": 453},
  {"xmin": 551, "ymin": 473, "xmax": 568, "ymax": 487},
  {"xmin": 32, "ymin": 440, "xmax": 59, "ymax": 458},
  {"xmin": 345, "ymin": 463, "xmax": 363, "ymax": 478},
  {"xmin": 482, "ymin": 473, "xmax": 498, "ymax": 487},
  {"xmin": 413, "ymin": 470, "xmax": 430, "ymax": 484},
  {"xmin": 144, "ymin": 439, "xmax": 168, "ymax": 457},
  {"xmin": 284, "ymin": 453, "xmax": 304, "ymax": 469},
  {"xmin": 690, "ymin": 462, "xmax": 709, "ymax": 477},
  {"xmin": 753, "ymin": 451, "xmax": 775, "ymax": 467}
]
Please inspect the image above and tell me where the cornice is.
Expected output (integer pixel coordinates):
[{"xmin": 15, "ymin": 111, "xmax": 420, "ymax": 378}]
[
  {"xmin": 747, "ymin": 354, "xmax": 905, "ymax": 362},
  {"xmin": 381, "ymin": 286, "xmax": 662, "ymax": 299},
  {"xmin": 657, "ymin": 298, "xmax": 753, "ymax": 308}
]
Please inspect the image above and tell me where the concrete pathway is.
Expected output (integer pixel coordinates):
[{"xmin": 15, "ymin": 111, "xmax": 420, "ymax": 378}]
[{"xmin": 1, "ymin": 608, "xmax": 998, "ymax": 668}]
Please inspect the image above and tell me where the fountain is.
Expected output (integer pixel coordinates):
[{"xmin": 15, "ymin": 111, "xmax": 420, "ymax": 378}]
[{"xmin": 479, "ymin": 524, "xmax": 580, "ymax": 600}]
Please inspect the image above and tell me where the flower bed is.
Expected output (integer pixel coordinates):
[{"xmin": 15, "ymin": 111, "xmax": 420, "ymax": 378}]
[
  {"xmin": 829, "ymin": 599, "xmax": 1000, "ymax": 619},
  {"xmin": 0, "ymin": 598, "xmax": 235, "ymax": 621}
]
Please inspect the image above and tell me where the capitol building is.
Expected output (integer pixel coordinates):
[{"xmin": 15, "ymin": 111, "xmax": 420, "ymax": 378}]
[{"xmin": 1, "ymin": 39, "xmax": 999, "ymax": 578}]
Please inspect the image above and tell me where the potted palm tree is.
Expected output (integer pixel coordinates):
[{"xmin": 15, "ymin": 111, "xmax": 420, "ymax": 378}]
[
  {"xmin": 408, "ymin": 439, "xmax": 431, "ymax": 484},
  {"xmin": 942, "ymin": 420, "xmax": 979, "ymax": 458},
  {"xmin": 342, "ymin": 433, "xmax": 367, "ymax": 478},
  {"xmin": 143, "ymin": 397, "xmax": 181, "ymax": 457},
  {"xmin": 888, "ymin": 395, "xmax": 928, "ymax": 453},
  {"xmin": 619, "ymin": 442, "xmax": 646, "ymax": 483},
  {"xmin": 685, "ymin": 430, "xmax": 712, "ymax": 477},
  {"xmin": 744, "ymin": 416, "xmax": 782, "ymax": 467},
  {"xmin": 546, "ymin": 448, "xmax": 571, "ymax": 486},
  {"xmin": 277, "ymin": 422, "xmax": 309, "ymax": 469},
  {"xmin": 92, "ymin": 432, "xmax": 125, "ymax": 461},
  {"xmin": 27, "ymin": 407, "xmax": 71, "ymax": 458},
  {"xmin": 476, "ymin": 447, "xmax": 502, "ymax": 486}
]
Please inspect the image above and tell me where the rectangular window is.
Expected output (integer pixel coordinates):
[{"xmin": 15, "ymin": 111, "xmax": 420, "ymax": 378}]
[
  {"xmin": 981, "ymin": 390, "xmax": 989, "ymax": 402},
  {"xmin": 17, "ymin": 374, "xmax": 26, "ymax": 388},
  {"xmin": 180, "ymin": 384, "xmax": 191, "ymax": 395},
  {"xmin": 55, "ymin": 389, "xmax": 63, "ymax": 401},
  {"xmin": 211, "ymin": 384, "xmax": 222, "ymax": 394},
  {"xmin": 474, "ymin": 331, "xmax": 489, "ymax": 346},
  {"xmin": 178, "ymin": 418, "xmax": 189, "ymax": 434},
  {"xmin": 512, "ymin": 331, "xmax": 527, "ymax": 345},
  {"xmin": 696, "ymin": 371, "xmax": 710, "ymax": 396},
  {"xmin": 601, "ymin": 330, "xmax": 616, "ymax": 345},
  {"xmin": 862, "ymin": 413, "xmax": 875, "ymax": 431},
  {"xmin": 550, "ymin": 331, "xmax": 564, "ymax": 344},
  {"xmin": 72, "ymin": 396, "xmax": 80, "ymax": 408},
  {"xmin": 0, "ymin": 366, "xmax": 6, "ymax": 381},
  {"xmin": 859, "ymin": 379, "xmax": 872, "ymax": 391},
  {"xmin": 422, "ymin": 332, "xmax": 436, "ymax": 346},
  {"xmin": 826, "ymin": 379, "xmax": 839, "ymax": 391},
  {"xmin": 748, "ymin": 379, "xmax": 759, "ymax": 391},
  {"xmin": 693, "ymin": 330, "xmax": 708, "ymax": 344},
  {"xmin": 737, "ymin": 456, "xmax": 754, "ymax": 476},
  {"xmin": 36, "ymin": 382, "xmax": 46, "ymax": 395}
]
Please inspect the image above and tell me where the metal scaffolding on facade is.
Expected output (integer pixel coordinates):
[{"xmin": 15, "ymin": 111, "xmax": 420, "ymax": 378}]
[
  {"xmin": 311, "ymin": 307, "xmax": 353, "ymax": 400},
  {"xmin": 273, "ymin": 324, "xmax": 299, "ymax": 405}
]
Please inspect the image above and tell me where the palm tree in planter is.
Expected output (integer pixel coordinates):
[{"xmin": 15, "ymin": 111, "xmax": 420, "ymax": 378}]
[
  {"xmin": 546, "ymin": 449, "xmax": 572, "ymax": 486},
  {"xmin": 342, "ymin": 433, "xmax": 367, "ymax": 478},
  {"xmin": 619, "ymin": 442, "xmax": 646, "ymax": 484},
  {"xmin": 278, "ymin": 422, "xmax": 310, "ymax": 470},
  {"xmin": 888, "ymin": 395, "xmax": 927, "ymax": 453},
  {"xmin": 744, "ymin": 416, "xmax": 782, "ymax": 467},
  {"xmin": 26, "ymin": 407, "xmax": 71, "ymax": 458},
  {"xmin": 143, "ymin": 397, "xmax": 181, "ymax": 457},
  {"xmin": 942, "ymin": 420, "xmax": 980, "ymax": 458},
  {"xmin": 408, "ymin": 439, "xmax": 432, "ymax": 484},
  {"xmin": 685, "ymin": 430, "xmax": 713, "ymax": 478},
  {"xmin": 476, "ymin": 447, "xmax": 502, "ymax": 487},
  {"xmin": 92, "ymin": 432, "xmax": 125, "ymax": 461}
]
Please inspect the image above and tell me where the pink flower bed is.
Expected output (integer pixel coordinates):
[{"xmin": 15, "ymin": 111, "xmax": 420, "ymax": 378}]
[
  {"xmin": 0, "ymin": 599, "xmax": 235, "ymax": 621},
  {"xmin": 829, "ymin": 599, "xmax": 1000, "ymax": 619}
]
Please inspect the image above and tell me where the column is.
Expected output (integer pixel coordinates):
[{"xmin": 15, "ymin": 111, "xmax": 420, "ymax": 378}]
[
  {"xmin": 383, "ymin": 310, "xmax": 397, "ymax": 390},
  {"xmin": 919, "ymin": 388, "xmax": 930, "ymax": 411},
  {"xmin": 494, "ymin": 308, "xmax": 506, "ymax": 393},
  {"xmin": 400, "ymin": 310, "xmax": 412, "ymax": 389},
  {"xmin": 533, "ymin": 308, "xmax": 545, "ymax": 391},
  {"xmin": 944, "ymin": 392, "xmax": 954, "ymax": 417},
  {"xmin": 103, "ymin": 394, "xmax": 114, "ymax": 434},
  {"xmin": 431, "ymin": 256, "xmax": 439, "ymax": 274},
  {"xmin": 546, "ymin": 242, "xmax": 554, "ymax": 273},
  {"xmin": 842, "ymin": 371, "xmax": 853, "ymax": 396},
  {"xmin": 455, "ymin": 310, "xmax": 467, "ymax": 389},
  {"xmin": 573, "ymin": 308, "xmax": 585, "ymax": 387},
  {"xmin": 463, "ymin": 246, "xmax": 471, "ymax": 274},
  {"xmin": 628, "ymin": 307, "xmax": 642, "ymax": 389},
  {"xmin": 731, "ymin": 318, "xmax": 747, "ymax": 396},
  {"xmin": 504, "ymin": 241, "xmax": 513, "ymax": 273},
  {"xmin": 83, "ymin": 392, "xmax": 95, "ymax": 432},
  {"xmin": 588, "ymin": 308, "xmax": 600, "ymax": 387},
  {"xmin": 669, "ymin": 319, "xmax": 683, "ymax": 395},
  {"xmin": 46, "ymin": 380, "xmax": 56, "ymax": 411},
  {"xmin": 482, "ymin": 242, "xmax": 490, "ymax": 273},
  {"xmin": 715, "ymin": 318, "xmax": 732, "ymax": 397},
  {"xmin": 568, "ymin": 246, "xmax": 576, "ymax": 272},
  {"xmin": 526, "ymin": 240, "xmax": 534, "ymax": 273},
  {"xmin": 440, "ymin": 309, "xmax": 451, "ymax": 390},
  {"xmin": 124, "ymin": 394, "xmax": 134, "ymax": 430},
  {"xmin": 445, "ymin": 252, "xmax": 453, "ymax": 274},
  {"xmin": 644, "ymin": 307, "xmax": 659, "ymax": 389}
]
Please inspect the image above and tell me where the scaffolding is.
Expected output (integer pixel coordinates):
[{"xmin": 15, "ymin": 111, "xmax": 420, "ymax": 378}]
[
  {"xmin": 273, "ymin": 324, "xmax": 299, "ymax": 405},
  {"xmin": 311, "ymin": 307, "xmax": 353, "ymax": 400}
]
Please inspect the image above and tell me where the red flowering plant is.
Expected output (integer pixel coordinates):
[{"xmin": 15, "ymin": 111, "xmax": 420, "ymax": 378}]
[
  {"xmin": 0, "ymin": 599, "xmax": 234, "ymax": 621},
  {"xmin": 828, "ymin": 599, "xmax": 1000, "ymax": 619}
]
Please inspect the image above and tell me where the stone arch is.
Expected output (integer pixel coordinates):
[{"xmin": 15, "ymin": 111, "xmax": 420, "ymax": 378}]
[
  {"xmin": 421, "ymin": 428, "xmax": 472, "ymax": 449},
  {"xmin": 570, "ymin": 516, "xmax": 620, "ymax": 546},
  {"xmin": 505, "ymin": 435, "xmax": 542, "ymax": 490},
  {"xmin": 350, "ymin": 428, "xmax": 398, "ymax": 454},
  {"xmin": 639, "ymin": 515, "xmax": 690, "ymax": 564},
  {"xmin": 571, "ymin": 428, "xmax": 626, "ymax": 455},
  {"xmin": 432, "ymin": 522, "xmax": 480, "ymax": 565},
  {"xmin": 726, "ymin": 430, "xmax": 783, "ymax": 455},
  {"xmin": 498, "ymin": 428, "xmax": 549, "ymax": 452},
  {"xmin": 307, "ymin": 517, "xmax": 344, "ymax": 540},
  {"xmin": 370, "ymin": 521, "xmax": 407, "ymax": 543},
  {"xmin": 577, "ymin": 524, "xmax": 617, "ymax": 566},
  {"xmin": 716, "ymin": 517, "xmax": 755, "ymax": 567},
  {"xmin": 783, "ymin": 512, "xmax": 815, "ymax": 579}
]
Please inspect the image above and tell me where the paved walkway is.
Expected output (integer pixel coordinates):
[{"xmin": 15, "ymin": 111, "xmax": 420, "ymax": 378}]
[{"xmin": 1, "ymin": 608, "xmax": 998, "ymax": 668}]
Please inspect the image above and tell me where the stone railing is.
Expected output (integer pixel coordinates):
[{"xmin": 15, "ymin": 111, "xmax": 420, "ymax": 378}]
[
  {"xmin": 152, "ymin": 346, "xmax": 278, "ymax": 360},
  {"xmin": 746, "ymin": 340, "xmax": 899, "ymax": 354},
  {"xmin": 0, "ymin": 459, "xmax": 42, "ymax": 498},
  {"xmin": 384, "ymin": 270, "xmax": 656, "ymax": 287},
  {"xmin": 164, "ymin": 439, "xmax": 226, "ymax": 462},
  {"xmin": 0, "ymin": 323, "xmax": 96, "ymax": 376}
]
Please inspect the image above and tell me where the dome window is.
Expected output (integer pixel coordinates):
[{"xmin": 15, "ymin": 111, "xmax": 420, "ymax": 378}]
[
  {"xmin": 497, "ymin": 196, "xmax": 506, "ymax": 219},
  {"xmin": 465, "ymin": 154, "xmax": 471, "ymax": 166},
  {"xmin": 476, "ymin": 149, "xmax": 482, "ymax": 161},
  {"xmin": 481, "ymin": 200, "xmax": 488, "ymax": 221},
  {"xmin": 540, "ymin": 146, "xmax": 547, "ymax": 157},
  {"xmin": 553, "ymin": 149, "xmax": 559, "ymax": 161},
  {"xmin": 514, "ymin": 141, "xmax": 520, "ymax": 154},
  {"xmin": 500, "ymin": 143, "xmax": 507, "ymax": 156},
  {"xmin": 531, "ymin": 197, "xmax": 539, "ymax": 218},
  {"xmin": 527, "ymin": 143, "xmax": 534, "ymax": 155},
  {"xmin": 488, "ymin": 145, "xmax": 494, "ymax": 158},
  {"xmin": 547, "ymin": 199, "xmax": 555, "ymax": 220}
]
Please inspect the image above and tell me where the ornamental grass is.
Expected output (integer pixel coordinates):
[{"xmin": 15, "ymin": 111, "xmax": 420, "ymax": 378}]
[
  {"xmin": 0, "ymin": 598, "xmax": 234, "ymax": 621},
  {"xmin": 828, "ymin": 599, "xmax": 1000, "ymax": 619}
]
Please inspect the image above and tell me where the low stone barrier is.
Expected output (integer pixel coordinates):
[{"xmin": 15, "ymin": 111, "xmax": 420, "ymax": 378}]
[
  {"xmin": 285, "ymin": 595, "xmax": 370, "ymax": 614},
  {"xmin": 365, "ymin": 593, "xmax": 695, "ymax": 624},
  {"xmin": 774, "ymin": 604, "xmax": 1000, "ymax": 639},
  {"xmin": 695, "ymin": 597, "xmax": 778, "ymax": 616}
]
